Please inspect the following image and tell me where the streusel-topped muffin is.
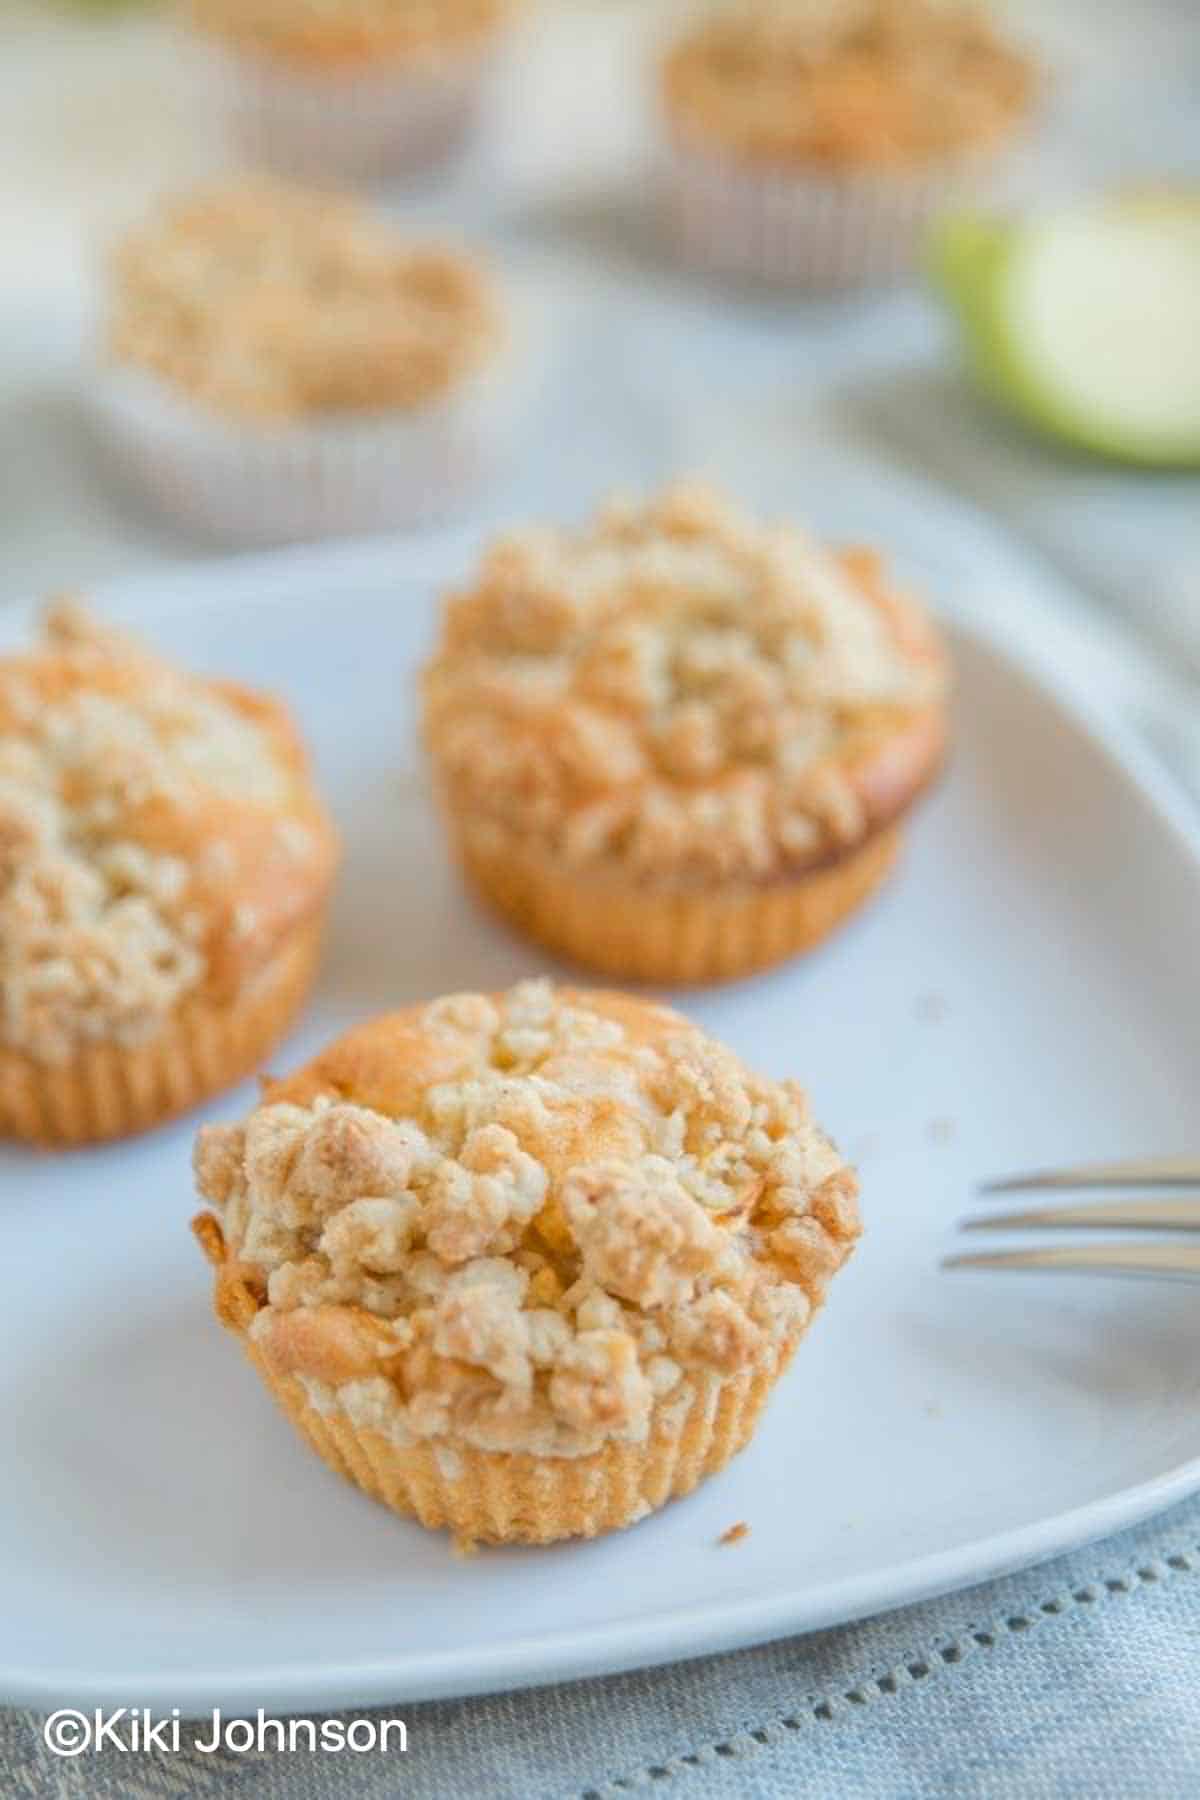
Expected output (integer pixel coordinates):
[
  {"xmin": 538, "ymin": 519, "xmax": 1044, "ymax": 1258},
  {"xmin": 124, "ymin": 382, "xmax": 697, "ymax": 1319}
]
[
  {"xmin": 0, "ymin": 601, "xmax": 338, "ymax": 1145},
  {"xmin": 660, "ymin": 0, "xmax": 1039, "ymax": 287},
  {"xmin": 181, "ymin": 1, "xmax": 523, "ymax": 182},
  {"xmin": 186, "ymin": 0, "xmax": 518, "ymax": 70},
  {"xmin": 193, "ymin": 979, "xmax": 861, "ymax": 1544},
  {"xmin": 109, "ymin": 178, "xmax": 502, "ymax": 427},
  {"xmin": 664, "ymin": 0, "xmax": 1035, "ymax": 171},
  {"xmin": 97, "ymin": 178, "xmax": 510, "ymax": 543},
  {"xmin": 423, "ymin": 483, "xmax": 948, "ymax": 983}
]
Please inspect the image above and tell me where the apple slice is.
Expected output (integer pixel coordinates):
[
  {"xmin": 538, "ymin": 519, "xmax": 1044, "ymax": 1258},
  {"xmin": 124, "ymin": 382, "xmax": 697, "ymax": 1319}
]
[{"xmin": 931, "ymin": 197, "xmax": 1200, "ymax": 467}]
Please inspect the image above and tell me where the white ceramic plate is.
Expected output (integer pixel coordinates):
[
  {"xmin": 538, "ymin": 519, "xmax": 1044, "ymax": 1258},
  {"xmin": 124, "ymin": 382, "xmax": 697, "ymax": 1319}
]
[{"xmin": 4, "ymin": 494, "xmax": 1200, "ymax": 1717}]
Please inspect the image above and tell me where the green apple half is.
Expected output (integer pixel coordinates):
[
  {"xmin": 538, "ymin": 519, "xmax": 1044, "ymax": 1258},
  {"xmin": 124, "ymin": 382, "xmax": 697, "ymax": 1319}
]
[{"xmin": 931, "ymin": 197, "xmax": 1200, "ymax": 467}]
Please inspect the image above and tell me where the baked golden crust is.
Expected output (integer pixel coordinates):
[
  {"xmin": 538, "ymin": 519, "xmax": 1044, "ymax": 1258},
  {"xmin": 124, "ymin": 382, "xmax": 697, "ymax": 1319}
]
[
  {"xmin": 422, "ymin": 484, "xmax": 948, "ymax": 892},
  {"xmin": 219, "ymin": 1316, "xmax": 800, "ymax": 1545},
  {"xmin": 0, "ymin": 917, "xmax": 324, "ymax": 1148},
  {"xmin": 186, "ymin": 0, "xmax": 519, "ymax": 70},
  {"xmin": 455, "ymin": 818, "xmax": 905, "ymax": 984},
  {"xmin": 108, "ymin": 178, "xmax": 503, "ymax": 426},
  {"xmin": 193, "ymin": 980, "xmax": 861, "ymax": 1474},
  {"xmin": 0, "ymin": 599, "xmax": 337, "ymax": 1072},
  {"xmin": 662, "ymin": 0, "xmax": 1037, "ymax": 171}
]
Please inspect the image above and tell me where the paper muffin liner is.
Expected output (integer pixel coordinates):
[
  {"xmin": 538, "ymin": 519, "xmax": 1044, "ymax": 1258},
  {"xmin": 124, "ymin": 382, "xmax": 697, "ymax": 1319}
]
[
  {"xmin": 452, "ymin": 823, "xmax": 902, "ymax": 985},
  {"xmin": 236, "ymin": 1324, "xmax": 802, "ymax": 1546},
  {"xmin": 89, "ymin": 347, "xmax": 519, "ymax": 547},
  {"xmin": 660, "ymin": 131, "xmax": 1027, "ymax": 290},
  {"xmin": 187, "ymin": 32, "xmax": 502, "ymax": 181},
  {"xmin": 0, "ymin": 916, "xmax": 324, "ymax": 1148}
]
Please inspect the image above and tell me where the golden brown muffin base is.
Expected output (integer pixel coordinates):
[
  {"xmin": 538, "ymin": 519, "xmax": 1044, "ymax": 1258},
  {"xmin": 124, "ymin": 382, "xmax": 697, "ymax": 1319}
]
[
  {"xmin": 239, "ymin": 1318, "xmax": 800, "ymax": 1547},
  {"xmin": 454, "ymin": 825, "xmax": 902, "ymax": 985},
  {"xmin": 0, "ymin": 915, "xmax": 325, "ymax": 1148}
]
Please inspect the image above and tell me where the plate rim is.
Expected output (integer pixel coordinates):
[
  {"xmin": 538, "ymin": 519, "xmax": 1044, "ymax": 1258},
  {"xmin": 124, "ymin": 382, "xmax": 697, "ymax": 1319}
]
[
  {"xmin": 4, "ymin": 523, "xmax": 1200, "ymax": 1714},
  {"xmin": 3, "ymin": 1451, "xmax": 1200, "ymax": 1714}
]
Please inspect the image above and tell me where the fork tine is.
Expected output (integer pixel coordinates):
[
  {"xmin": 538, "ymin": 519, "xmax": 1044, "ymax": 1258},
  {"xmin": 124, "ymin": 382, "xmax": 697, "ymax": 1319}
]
[
  {"xmin": 944, "ymin": 1242, "xmax": 1200, "ymax": 1279},
  {"xmin": 962, "ymin": 1196, "xmax": 1200, "ymax": 1232},
  {"xmin": 980, "ymin": 1154, "xmax": 1200, "ymax": 1194}
]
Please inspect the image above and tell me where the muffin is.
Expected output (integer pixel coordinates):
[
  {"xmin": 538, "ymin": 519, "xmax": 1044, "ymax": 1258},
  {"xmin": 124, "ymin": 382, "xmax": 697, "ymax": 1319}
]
[
  {"xmin": 0, "ymin": 601, "xmax": 338, "ymax": 1147},
  {"xmin": 660, "ymin": 0, "xmax": 1038, "ymax": 288},
  {"xmin": 192, "ymin": 978, "xmax": 861, "ymax": 1545},
  {"xmin": 182, "ymin": 0, "xmax": 522, "ymax": 180},
  {"xmin": 94, "ymin": 177, "xmax": 512, "ymax": 545},
  {"xmin": 422, "ymin": 483, "xmax": 948, "ymax": 985}
]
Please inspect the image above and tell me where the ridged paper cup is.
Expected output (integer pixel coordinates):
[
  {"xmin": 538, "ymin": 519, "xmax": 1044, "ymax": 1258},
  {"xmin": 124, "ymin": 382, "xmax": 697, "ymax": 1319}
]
[
  {"xmin": 452, "ymin": 822, "xmax": 903, "ymax": 984},
  {"xmin": 0, "ymin": 917, "xmax": 324, "ymax": 1149},
  {"xmin": 200, "ymin": 1243, "xmax": 804, "ymax": 1546},
  {"xmin": 661, "ymin": 131, "xmax": 1029, "ymax": 290},
  {"xmin": 186, "ymin": 32, "xmax": 502, "ymax": 181},
  {"xmin": 89, "ymin": 346, "xmax": 521, "ymax": 547}
]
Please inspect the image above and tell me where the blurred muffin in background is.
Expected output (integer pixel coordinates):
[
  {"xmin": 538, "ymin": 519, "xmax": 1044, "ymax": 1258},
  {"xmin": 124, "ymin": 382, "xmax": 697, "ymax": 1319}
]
[
  {"xmin": 659, "ymin": 0, "xmax": 1039, "ymax": 289},
  {"xmin": 0, "ymin": 601, "xmax": 338, "ymax": 1147},
  {"xmin": 422, "ymin": 482, "xmax": 949, "ymax": 985},
  {"xmin": 93, "ymin": 177, "xmax": 517, "ymax": 544},
  {"xmin": 181, "ymin": 0, "xmax": 523, "ymax": 181}
]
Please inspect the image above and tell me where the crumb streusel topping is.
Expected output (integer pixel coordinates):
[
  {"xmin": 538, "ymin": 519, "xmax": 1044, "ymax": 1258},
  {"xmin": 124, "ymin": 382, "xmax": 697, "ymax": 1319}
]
[
  {"xmin": 195, "ymin": 980, "xmax": 861, "ymax": 1458},
  {"xmin": 187, "ymin": 0, "xmax": 517, "ymax": 69},
  {"xmin": 422, "ymin": 483, "xmax": 947, "ymax": 885},
  {"xmin": 109, "ymin": 179, "xmax": 503, "ymax": 426},
  {"xmin": 663, "ymin": 0, "xmax": 1036, "ymax": 169},
  {"xmin": 0, "ymin": 601, "xmax": 336, "ymax": 1063}
]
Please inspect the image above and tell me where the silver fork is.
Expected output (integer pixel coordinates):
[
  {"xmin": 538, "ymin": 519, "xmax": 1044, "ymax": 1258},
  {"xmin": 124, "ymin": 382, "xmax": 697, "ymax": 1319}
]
[{"xmin": 944, "ymin": 1156, "xmax": 1200, "ymax": 1280}]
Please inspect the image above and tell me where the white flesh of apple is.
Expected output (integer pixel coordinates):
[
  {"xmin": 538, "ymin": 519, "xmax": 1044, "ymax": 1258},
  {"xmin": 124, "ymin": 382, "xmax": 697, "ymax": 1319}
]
[{"xmin": 1005, "ymin": 207, "xmax": 1200, "ymax": 458}]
